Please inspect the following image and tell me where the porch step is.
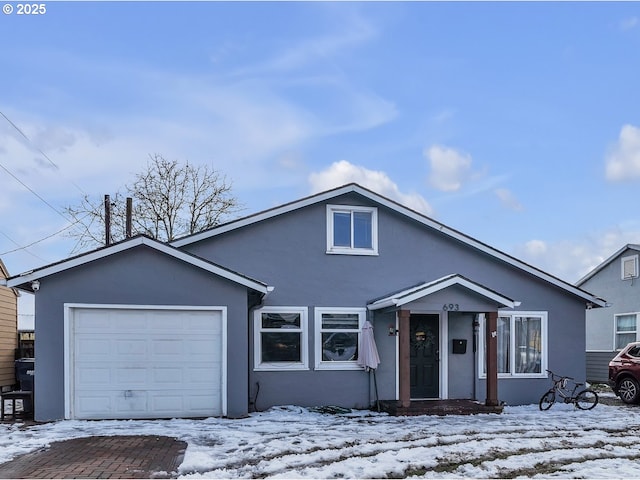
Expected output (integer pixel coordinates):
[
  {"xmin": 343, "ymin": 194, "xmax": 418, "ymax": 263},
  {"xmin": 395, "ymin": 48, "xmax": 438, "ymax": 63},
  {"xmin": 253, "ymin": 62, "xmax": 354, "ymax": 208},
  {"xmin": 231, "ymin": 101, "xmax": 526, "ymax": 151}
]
[{"xmin": 378, "ymin": 399, "xmax": 503, "ymax": 416}]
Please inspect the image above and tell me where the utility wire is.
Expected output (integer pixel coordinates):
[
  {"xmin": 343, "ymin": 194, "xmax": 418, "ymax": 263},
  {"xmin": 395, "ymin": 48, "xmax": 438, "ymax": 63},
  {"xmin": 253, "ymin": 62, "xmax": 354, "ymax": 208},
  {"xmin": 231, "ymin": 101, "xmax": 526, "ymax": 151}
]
[
  {"xmin": 0, "ymin": 110, "xmax": 86, "ymax": 195},
  {"xmin": 0, "ymin": 212, "xmax": 93, "ymax": 257},
  {"xmin": 0, "ymin": 110, "xmax": 94, "ymax": 260},
  {"xmin": 0, "ymin": 223, "xmax": 76, "ymax": 256},
  {"xmin": 0, "ymin": 111, "xmax": 37, "ymax": 150},
  {"xmin": 0, "ymin": 160, "xmax": 70, "ymax": 222},
  {"xmin": 0, "ymin": 229, "xmax": 47, "ymax": 262}
]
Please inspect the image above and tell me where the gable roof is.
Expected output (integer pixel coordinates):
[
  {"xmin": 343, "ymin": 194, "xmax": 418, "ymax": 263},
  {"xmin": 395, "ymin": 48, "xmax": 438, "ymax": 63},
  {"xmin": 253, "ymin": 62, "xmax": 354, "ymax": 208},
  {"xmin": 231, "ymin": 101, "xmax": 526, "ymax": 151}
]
[
  {"xmin": 367, "ymin": 274, "xmax": 519, "ymax": 311},
  {"xmin": 172, "ymin": 183, "xmax": 606, "ymax": 308},
  {"xmin": 4, "ymin": 235, "xmax": 271, "ymax": 294},
  {"xmin": 575, "ymin": 244, "xmax": 640, "ymax": 287}
]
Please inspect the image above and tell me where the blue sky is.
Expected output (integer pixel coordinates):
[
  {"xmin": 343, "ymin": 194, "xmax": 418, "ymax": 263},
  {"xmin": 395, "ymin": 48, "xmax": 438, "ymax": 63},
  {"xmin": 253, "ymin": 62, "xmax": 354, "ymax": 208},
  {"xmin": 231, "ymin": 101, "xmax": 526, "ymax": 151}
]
[{"xmin": 2, "ymin": 1, "xmax": 640, "ymax": 302}]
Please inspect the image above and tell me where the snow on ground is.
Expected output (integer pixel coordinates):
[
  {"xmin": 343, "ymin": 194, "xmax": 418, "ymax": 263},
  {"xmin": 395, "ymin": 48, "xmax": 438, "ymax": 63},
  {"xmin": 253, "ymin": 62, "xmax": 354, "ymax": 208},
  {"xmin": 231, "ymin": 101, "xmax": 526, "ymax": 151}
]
[{"xmin": 1, "ymin": 402, "xmax": 640, "ymax": 478}]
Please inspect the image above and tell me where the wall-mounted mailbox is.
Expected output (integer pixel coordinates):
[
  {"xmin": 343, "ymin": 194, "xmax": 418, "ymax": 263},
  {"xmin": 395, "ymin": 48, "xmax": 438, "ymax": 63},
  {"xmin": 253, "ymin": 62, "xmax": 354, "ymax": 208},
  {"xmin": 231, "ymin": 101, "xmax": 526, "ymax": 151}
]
[{"xmin": 452, "ymin": 338, "xmax": 467, "ymax": 354}]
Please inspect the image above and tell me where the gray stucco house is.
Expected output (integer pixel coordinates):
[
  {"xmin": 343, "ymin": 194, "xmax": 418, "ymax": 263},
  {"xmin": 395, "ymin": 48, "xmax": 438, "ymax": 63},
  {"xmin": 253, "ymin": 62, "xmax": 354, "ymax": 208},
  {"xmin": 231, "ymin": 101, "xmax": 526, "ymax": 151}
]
[
  {"xmin": 5, "ymin": 184, "xmax": 605, "ymax": 421},
  {"xmin": 577, "ymin": 244, "xmax": 640, "ymax": 383}
]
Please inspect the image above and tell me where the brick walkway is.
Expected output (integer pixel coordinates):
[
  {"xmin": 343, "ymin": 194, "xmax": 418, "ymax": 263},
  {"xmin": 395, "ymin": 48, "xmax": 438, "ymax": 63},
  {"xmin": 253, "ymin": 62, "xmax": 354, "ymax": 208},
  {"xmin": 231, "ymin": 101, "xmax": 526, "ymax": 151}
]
[{"xmin": 0, "ymin": 435, "xmax": 186, "ymax": 479}]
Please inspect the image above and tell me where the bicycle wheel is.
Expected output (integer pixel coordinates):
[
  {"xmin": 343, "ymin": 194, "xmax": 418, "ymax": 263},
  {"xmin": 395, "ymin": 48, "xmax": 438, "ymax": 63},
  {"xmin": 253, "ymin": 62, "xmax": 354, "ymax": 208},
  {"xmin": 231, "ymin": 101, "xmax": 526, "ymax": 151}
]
[
  {"xmin": 575, "ymin": 389, "xmax": 598, "ymax": 410},
  {"xmin": 539, "ymin": 390, "xmax": 555, "ymax": 410}
]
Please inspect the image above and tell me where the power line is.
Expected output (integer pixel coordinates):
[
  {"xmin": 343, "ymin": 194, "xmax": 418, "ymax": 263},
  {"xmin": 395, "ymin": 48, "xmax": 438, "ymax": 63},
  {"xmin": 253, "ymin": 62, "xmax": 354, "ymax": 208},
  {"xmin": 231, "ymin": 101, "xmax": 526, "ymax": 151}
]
[
  {"xmin": 0, "ymin": 160, "xmax": 70, "ymax": 222},
  {"xmin": 0, "ymin": 214, "xmax": 91, "ymax": 257},
  {"xmin": 0, "ymin": 110, "xmax": 94, "ymax": 259},
  {"xmin": 0, "ymin": 112, "xmax": 137, "ymax": 261},
  {"xmin": 1, "ymin": 110, "xmax": 59, "ymax": 171},
  {"xmin": 0, "ymin": 229, "xmax": 47, "ymax": 262},
  {"xmin": 0, "ymin": 110, "xmax": 86, "ymax": 196}
]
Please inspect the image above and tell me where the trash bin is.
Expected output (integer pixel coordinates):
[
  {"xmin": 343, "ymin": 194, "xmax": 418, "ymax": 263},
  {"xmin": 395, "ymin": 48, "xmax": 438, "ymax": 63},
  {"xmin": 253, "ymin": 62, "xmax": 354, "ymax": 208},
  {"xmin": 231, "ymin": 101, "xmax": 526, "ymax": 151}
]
[{"xmin": 15, "ymin": 358, "xmax": 34, "ymax": 391}]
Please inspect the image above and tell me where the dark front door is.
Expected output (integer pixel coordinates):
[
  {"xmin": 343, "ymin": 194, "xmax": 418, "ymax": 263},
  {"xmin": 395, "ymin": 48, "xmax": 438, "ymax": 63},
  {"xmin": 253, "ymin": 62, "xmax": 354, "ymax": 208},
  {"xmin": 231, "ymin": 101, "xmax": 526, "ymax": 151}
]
[{"xmin": 410, "ymin": 314, "xmax": 440, "ymax": 398}]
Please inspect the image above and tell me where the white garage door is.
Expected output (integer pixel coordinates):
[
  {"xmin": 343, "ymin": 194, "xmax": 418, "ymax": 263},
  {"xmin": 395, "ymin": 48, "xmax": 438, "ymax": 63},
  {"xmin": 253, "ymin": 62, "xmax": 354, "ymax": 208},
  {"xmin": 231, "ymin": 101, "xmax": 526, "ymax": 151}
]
[{"xmin": 69, "ymin": 306, "xmax": 225, "ymax": 420}]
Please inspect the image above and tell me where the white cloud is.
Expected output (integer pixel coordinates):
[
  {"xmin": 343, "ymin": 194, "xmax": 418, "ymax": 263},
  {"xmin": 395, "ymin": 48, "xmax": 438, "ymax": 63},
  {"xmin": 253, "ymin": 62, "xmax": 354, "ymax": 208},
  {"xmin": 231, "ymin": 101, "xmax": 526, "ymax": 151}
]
[
  {"xmin": 1, "ymin": 8, "xmax": 396, "ymax": 198},
  {"xmin": 425, "ymin": 145, "xmax": 473, "ymax": 192},
  {"xmin": 513, "ymin": 225, "xmax": 640, "ymax": 283},
  {"xmin": 319, "ymin": 91, "xmax": 397, "ymax": 136},
  {"xmin": 258, "ymin": 23, "xmax": 373, "ymax": 73},
  {"xmin": 308, "ymin": 160, "xmax": 434, "ymax": 215},
  {"xmin": 523, "ymin": 239, "xmax": 547, "ymax": 256},
  {"xmin": 494, "ymin": 188, "xmax": 523, "ymax": 211},
  {"xmin": 0, "ymin": 21, "xmax": 398, "ymax": 274},
  {"xmin": 208, "ymin": 9, "xmax": 396, "ymax": 137},
  {"xmin": 1, "ymin": 74, "xmax": 318, "ymax": 191},
  {"xmin": 605, "ymin": 124, "xmax": 640, "ymax": 181},
  {"xmin": 0, "ymin": 114, "xmax": 160, "ymax": 197},
  {"xmin": 231, "ymin": 7, "xmax": 376, "ymax": 76}
]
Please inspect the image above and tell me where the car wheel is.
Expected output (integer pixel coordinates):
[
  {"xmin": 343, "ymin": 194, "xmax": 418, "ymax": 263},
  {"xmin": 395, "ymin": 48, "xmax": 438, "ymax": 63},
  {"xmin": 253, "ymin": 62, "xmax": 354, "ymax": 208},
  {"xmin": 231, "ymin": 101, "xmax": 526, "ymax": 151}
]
[{"xmin": 618, "ymin": 377, "xmax": 640, "ymax": 404}]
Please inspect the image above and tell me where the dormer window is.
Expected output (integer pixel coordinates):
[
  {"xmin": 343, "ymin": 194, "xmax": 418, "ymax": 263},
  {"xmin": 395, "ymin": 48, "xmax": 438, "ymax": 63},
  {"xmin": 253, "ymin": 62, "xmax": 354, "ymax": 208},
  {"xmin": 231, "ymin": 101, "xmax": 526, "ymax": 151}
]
[
  {"xmin": 326, "ymin": 205, "xmax": 378, "ymax": 255},
  {"xmin": 622, "ymin": 255, "xmax": 639, "ymax": 280}
]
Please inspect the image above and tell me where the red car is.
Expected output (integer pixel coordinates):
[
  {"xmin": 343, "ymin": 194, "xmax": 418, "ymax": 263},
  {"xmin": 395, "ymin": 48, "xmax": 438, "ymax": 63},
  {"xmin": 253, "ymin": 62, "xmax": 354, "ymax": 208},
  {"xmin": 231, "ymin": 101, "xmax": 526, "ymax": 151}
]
[{"xmin": 609, "ymin": 342, "xmax": 640, "ymax": 404}]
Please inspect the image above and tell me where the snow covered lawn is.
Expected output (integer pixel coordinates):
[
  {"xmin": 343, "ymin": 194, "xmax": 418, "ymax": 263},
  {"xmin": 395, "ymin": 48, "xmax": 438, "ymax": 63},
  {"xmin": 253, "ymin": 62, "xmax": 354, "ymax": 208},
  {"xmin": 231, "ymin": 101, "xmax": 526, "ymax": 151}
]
[{"xmin": 1, "ymin": 402, "xmax": 640, "ymax": 478}]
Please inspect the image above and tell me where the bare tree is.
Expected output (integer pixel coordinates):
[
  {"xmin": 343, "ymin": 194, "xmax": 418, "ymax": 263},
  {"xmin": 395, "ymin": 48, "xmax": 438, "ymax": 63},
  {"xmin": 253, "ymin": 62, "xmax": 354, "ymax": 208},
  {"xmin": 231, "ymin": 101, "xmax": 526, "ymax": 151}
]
[{"xmin": 64, "ymin": 154, "xmax": 240, "ymax": 252}]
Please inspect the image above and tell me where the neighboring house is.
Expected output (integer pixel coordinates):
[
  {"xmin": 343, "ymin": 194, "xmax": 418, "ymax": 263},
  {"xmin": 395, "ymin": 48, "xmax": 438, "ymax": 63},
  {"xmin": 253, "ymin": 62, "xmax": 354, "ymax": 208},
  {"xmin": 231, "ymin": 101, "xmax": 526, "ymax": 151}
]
[
  {"xmin": 0, "ymin": 259, "xmax": 18, "ymax": 392},
  {"xmin": 577, "ymin": 244, "xmax": 640, "ymax": 383},
  {"xmin": 4, "ymin": 184, "xmax": 605, "ymax": 422}
]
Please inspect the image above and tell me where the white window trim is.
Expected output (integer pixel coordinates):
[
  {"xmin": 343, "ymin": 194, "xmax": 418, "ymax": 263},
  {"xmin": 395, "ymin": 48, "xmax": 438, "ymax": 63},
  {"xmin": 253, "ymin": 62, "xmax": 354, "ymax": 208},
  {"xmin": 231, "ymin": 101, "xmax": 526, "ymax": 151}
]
[
  {"xmin": 314, "ymin": 307, "xmax": 367, "ymax": 371},
  {"xmin": 254, "ymin": 306, "xmax": 309, "ymax": 371},
  {"xmin": 326, "ymin": 205, "xmax": 379, "ymax": 256},
  {"xmin": 621, "ymin": 254, "xmax": 639, "ymax": 280},
  {"xmin": 614, "ymin": 312, "xmax": 640, "ymax": 350},
  {"xmin": 478, "ymin": 311, "xmax": 548, "ymax": 379}
]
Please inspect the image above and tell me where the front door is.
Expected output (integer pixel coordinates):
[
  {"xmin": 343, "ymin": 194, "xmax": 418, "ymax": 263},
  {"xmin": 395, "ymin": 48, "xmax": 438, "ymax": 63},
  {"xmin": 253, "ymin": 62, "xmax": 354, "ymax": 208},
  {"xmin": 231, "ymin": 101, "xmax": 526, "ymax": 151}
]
[{"xmin": 410, "ymin": 314, "xmax": 439, "ymax": 398}]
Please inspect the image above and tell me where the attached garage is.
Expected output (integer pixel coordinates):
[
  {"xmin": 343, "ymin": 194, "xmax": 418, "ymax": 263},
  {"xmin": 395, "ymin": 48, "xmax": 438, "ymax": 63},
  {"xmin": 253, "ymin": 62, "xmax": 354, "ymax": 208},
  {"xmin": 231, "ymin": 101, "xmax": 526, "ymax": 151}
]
[
  {"xmin": 4, "ymin": 236, "xmax": 270, "ymax": 421},
  {"xmin": 65, "ymin": 305, "xmax": 227, "ymax": 420}
]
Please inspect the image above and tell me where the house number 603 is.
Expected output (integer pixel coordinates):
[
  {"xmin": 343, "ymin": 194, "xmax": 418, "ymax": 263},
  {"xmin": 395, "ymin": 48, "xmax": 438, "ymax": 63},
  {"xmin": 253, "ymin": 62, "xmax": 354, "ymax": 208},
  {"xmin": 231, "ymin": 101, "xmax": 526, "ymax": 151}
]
[{"xmin": 443, "ymin": 303, "xmax": 459, "ymax": 311}]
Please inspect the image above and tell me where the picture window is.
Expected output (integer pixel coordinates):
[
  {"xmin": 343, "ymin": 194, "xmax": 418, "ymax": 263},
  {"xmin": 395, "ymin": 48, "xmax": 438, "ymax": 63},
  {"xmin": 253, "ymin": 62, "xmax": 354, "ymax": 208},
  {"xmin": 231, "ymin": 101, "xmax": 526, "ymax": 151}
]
[{"xmin": 479, "ymin": 312, "xmax": 547, "ymax": 378}]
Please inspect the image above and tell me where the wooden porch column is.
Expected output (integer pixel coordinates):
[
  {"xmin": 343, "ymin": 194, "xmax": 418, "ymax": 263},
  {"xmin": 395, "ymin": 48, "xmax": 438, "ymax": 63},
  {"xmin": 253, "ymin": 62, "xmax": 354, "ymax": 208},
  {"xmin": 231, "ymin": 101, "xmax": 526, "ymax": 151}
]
[
  {"xmin": 485, "ymin": 311, "xmax": 499, "ymax": 407},
  {"xmin": 398, "ymin": 309, "xmax": 411, "ymax": 408}
]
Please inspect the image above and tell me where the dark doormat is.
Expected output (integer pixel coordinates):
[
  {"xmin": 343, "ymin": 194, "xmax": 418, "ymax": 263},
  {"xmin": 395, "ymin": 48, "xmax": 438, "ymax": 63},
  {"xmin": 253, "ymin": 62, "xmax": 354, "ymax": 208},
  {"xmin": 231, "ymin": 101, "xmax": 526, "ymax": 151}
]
[{"xmin": 0, "ymin": 435, "xmax": 187, "ymax": 479}]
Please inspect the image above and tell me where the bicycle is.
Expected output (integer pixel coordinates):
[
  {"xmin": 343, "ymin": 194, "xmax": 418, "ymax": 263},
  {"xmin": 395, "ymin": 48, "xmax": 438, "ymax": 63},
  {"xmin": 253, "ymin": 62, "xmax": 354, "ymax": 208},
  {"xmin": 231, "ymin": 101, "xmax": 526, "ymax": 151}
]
[{"xmin": 539, "ymin": 369, "xmax": 598, "ymax": 410}]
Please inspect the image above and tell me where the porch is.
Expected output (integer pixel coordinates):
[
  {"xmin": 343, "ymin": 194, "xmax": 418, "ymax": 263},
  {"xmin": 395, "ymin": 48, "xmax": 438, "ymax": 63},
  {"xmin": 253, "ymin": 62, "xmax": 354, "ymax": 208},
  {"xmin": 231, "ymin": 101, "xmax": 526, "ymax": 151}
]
[
  {"xmin": 378, "ymin": 399, "xmax": 504, "ymax": 416},
  {"xmin": 368, "ymin": 274, "xmax": 520, "ymax": 414}
]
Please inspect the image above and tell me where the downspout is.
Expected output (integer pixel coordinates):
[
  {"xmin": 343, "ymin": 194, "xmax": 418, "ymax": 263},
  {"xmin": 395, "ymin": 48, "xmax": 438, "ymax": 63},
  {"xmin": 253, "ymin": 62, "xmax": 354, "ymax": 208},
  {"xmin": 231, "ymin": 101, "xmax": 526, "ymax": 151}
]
[{"xmin": 247, "ymin": 286, "xmax": 274, "ymax": 413}]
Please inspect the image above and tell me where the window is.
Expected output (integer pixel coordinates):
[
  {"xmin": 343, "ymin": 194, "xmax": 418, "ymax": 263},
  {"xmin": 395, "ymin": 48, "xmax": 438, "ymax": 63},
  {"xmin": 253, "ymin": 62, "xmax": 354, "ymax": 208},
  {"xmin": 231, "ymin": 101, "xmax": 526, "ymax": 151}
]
[
  {"xmin": 615, "ymin": 313, "xmax": 638, "ymax": 350},
  {"xmin": 622, "ymin": 255, "xmax": 639, "ymax": 280},
  {"xmin": 254, "ymin": 307, "xmax": 308, "ymax": 371},
  {"xmin": 628, "ymin": 345, "xmax": 640, "ymax": 358},
  {"xmin": 326, "ymin": 205, "xmax": 378, "ymax": 255},
  {"xmin": 480, "ymin": 312, "xmax": 547, "ymax": 378},
  {"xmin": 314, "ymin": 308, "xmax": 366, "ymax": 370}
]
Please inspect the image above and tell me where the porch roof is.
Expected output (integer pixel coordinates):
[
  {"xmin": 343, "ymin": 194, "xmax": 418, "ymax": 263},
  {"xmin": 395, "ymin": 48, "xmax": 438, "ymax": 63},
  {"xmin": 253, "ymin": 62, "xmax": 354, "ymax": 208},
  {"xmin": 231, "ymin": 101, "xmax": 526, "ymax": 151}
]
[{"xmin": 367, "ymin": 274, "xmax": 519, "ymax": 311}]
